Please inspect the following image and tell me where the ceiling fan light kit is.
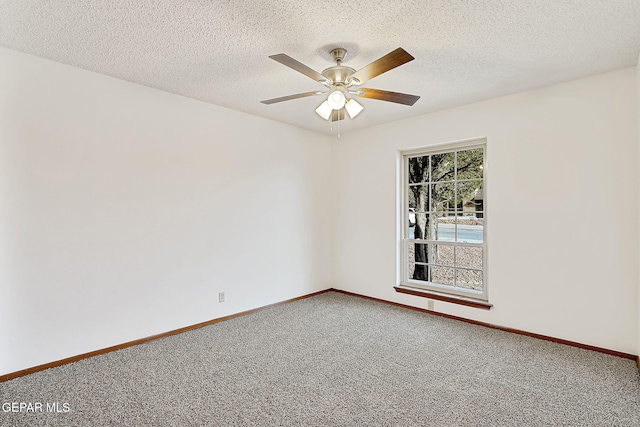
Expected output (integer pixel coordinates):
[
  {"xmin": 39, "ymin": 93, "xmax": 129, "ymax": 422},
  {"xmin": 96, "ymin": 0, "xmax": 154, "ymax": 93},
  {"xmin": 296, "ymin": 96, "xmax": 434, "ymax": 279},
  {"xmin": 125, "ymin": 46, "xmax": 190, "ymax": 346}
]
[{"xmin": 261, "ymin": 47, "xmax": 420, "ymax": 134}]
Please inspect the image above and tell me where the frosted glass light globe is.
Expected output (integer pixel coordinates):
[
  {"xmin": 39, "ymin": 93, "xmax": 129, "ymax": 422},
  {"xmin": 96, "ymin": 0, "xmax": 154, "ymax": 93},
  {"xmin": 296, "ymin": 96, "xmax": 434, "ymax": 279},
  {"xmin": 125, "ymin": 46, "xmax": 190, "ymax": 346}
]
[{"xmin": 327, "ymin": 90, "xmax": 346, "ymax": 110}]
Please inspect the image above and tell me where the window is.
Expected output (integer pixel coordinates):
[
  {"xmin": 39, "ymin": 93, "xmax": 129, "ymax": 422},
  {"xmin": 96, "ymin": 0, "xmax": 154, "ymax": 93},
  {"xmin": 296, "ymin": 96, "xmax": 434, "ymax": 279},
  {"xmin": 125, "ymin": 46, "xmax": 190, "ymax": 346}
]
[{"xmin": 399, "ymin": 139, "xmax": 487, "ymax": 301}]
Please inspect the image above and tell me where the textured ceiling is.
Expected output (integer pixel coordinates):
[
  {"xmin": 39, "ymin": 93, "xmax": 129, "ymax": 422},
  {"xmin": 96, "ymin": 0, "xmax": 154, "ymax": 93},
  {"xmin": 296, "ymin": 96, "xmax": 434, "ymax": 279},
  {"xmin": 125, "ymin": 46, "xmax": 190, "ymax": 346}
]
[{"xmin": 1, "ymin": 1, "xmax": 640, "ymax": 135}]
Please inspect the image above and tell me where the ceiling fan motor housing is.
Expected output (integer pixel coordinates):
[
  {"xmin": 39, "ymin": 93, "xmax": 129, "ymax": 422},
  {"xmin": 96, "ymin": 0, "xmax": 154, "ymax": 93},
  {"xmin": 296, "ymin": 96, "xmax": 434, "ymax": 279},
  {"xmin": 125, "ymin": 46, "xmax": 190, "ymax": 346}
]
[
  {"xmin": 321, "ymin": 47, "xmax": 356, "ymax": 87},
  {"xmin": 321, "ymin": 65, "xmax": 355, "ymax": 85},
  {"xmin": 321, "ymin": 48, "xmax": 354, "ymax": 85}
]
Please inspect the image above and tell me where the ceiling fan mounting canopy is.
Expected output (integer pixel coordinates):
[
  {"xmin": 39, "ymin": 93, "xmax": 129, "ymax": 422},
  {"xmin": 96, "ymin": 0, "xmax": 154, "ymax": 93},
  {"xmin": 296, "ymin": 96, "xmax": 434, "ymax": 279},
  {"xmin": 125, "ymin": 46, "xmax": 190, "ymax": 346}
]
[{"xmin": 261, "ymin": 46, "xmax": 420, "ymax": 122}]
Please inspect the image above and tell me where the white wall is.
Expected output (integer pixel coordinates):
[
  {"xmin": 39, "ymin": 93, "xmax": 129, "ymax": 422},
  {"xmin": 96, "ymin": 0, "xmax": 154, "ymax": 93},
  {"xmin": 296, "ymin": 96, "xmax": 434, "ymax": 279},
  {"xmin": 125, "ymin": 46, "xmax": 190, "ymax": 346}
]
[
  {"xmin": 0, "ymin": 47, "xmax": 333, "ymax": 375},
  {"xmin": 1, "ymin": 47, "xmax": 637, "ymax": 377},
  {"xmin": 333, "ymin": 67, "xmax": 638, "ymax": 355}
]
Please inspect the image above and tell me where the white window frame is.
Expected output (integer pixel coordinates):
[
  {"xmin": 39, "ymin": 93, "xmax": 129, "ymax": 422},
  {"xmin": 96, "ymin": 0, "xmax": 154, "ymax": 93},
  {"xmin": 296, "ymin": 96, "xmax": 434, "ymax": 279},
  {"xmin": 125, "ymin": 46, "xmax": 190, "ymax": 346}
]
[{"xmin": 397, "ymin": 137, "xmax": 488, "ymax": 301}]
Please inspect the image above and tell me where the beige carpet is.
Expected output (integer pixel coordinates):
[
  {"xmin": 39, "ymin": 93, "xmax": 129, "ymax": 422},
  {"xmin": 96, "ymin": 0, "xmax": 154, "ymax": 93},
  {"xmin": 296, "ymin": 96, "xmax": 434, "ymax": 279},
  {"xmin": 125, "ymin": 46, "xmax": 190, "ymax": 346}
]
[{"xmin": 1, "ymin": 291, "xmax": 639, "ymax": 426}]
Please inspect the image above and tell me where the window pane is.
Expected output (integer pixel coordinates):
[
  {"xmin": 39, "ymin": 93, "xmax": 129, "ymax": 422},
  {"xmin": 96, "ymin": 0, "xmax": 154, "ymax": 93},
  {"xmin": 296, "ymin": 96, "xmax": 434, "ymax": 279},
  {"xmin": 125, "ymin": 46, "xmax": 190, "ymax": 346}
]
[
  {"xmin": 456, "ymin": 246, "xmax": 483, "ymax": 269},
  {"xmin": 456, "ymin": 148, "xmax": 484, "ymax": 180},
  {"xmin": 408, "ymin": 210, "xmax": 416, "ymax": 238},
  {"xmin": 431, "ymin": 244, "xmax": 454, "ymax": 267},
  {"xmin": 431, "ymin": 182, "xmax": 455, "ymax": 212},
  {"xmin": 430, "ymin": 266, "xmax": 455, "ymax": 286},
  {"xmin": 408, "ymin": 243, "xmax": 429, "ymax": 263},
  {"xmin": 456, "ymin": 214, "xmax": 483, "ymax": 243},
  {"xmin": 412, "ymin": 213, "xmax": 428, "ymax": 239},
  {"xmin": 456, "ymin": 268, "xmax": 483, "ymax": 290},
  {"xmin": 408, "ymin": 184, "xmax": 429, "ymax": 212},
  {"xmin": 408, "ymin": 244, "xmax": 455, "ymax": 267},
  {"xmin": 456, "ymin": 180, "xmax": 483, "ymax": 214},
  {"xmin": 408, "ymin": 263, "xmax": 431, "ymax": 282},
  {"xmin": 431, "ymin": 153, "xmax": 455, "ymax": 182},
  {"xmin": 434, "ymin": 213, "xmax": 455, "ymax": 242},
  {"xmin": 408, "ymin": 156, "xmax": 429, "ymax": 183}
]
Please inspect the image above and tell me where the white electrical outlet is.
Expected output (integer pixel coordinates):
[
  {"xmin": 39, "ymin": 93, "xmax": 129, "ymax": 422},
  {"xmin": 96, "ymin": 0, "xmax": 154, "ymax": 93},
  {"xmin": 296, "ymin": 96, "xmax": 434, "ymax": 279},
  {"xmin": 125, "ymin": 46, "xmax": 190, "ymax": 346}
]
[
  {"xmin": 218, "ymin": 292, "xmax": 225, "ymax": 303},
  {"xmin": 427, "ymin": 300, "xmax": 434, "ymax": 310}
]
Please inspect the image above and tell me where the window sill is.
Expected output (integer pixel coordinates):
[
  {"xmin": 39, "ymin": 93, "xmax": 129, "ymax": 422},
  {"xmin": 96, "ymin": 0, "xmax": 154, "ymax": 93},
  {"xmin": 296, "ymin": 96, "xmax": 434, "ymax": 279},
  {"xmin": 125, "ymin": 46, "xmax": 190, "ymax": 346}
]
[{"xmin": 394, "ymin": 286, "xmax": 493, "ymax": 310}]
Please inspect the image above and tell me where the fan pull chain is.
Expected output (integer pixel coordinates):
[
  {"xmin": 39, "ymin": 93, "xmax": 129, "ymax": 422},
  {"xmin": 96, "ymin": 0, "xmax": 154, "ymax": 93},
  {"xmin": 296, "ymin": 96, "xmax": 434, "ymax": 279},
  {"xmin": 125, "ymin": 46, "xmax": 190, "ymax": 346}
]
[{"xmin": 337, "ymin": 110, "xmax": 341, "ymax": 138}]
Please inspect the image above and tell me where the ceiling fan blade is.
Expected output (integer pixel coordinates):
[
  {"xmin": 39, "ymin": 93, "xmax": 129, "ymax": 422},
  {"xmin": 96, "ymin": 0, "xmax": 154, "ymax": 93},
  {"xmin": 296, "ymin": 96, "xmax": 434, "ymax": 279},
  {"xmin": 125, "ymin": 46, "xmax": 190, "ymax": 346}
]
[
  {"xmin": 269, "ymin": 54, "xmax": 330, "ymax": 85},
  {"xmin": 331, "ymin": 109, "xmax": 345, "ymax": 122},
  {"xmin": 355, "ymin": 88, "xmax": 420, "ymax": 106},
  {"xmin": 261, "ymin": 91, "xmax": 323, "ymax": 105},
  {"xmin": 348, "ymin": 48, "xmax": 415, "ymax": 85}
]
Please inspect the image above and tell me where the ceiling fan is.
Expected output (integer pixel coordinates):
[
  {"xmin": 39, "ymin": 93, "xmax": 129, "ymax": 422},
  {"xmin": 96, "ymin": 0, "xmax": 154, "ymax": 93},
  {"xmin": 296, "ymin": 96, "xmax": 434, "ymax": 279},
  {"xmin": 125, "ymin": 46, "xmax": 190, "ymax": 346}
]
[{"xmin": 261, "ymin": 47, "xmax": 420, "ymax": 122}]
